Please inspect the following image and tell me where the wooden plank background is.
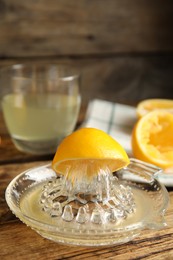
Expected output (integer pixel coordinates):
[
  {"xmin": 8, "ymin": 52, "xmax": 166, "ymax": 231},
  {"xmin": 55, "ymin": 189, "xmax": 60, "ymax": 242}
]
[{"xmin": 0, "ymin": 0, "xmax": 173, "ymax": 104}]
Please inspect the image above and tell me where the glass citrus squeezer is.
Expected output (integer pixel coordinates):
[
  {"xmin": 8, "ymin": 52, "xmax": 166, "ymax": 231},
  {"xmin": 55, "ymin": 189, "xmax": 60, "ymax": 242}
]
[{"xmin": 5, "ymin": 158, "xmax": 169, "ymax": 246}]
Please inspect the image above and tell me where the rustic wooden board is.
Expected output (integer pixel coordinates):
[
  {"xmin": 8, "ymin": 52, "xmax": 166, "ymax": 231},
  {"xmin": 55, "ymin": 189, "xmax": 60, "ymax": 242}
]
[
  {"xmin": 0, "ymin": 0, "xmax": 173, "ymax": 57},
  {"xmin": 1, "ymin": 161, "xmax": 173, "ymax": 260}
]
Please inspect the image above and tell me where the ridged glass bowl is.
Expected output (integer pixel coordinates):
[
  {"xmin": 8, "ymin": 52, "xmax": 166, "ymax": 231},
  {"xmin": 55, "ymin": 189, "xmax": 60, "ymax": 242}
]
[{"xmin": 5, "ymin": 158, "xmax": 169, "ymax": 246}]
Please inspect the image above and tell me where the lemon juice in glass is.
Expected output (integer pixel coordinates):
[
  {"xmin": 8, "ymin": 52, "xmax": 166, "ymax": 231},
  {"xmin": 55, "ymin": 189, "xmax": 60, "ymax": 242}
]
[{"xmin": 1, "ymin": 64, "xmax": 81, "ymax": 155}]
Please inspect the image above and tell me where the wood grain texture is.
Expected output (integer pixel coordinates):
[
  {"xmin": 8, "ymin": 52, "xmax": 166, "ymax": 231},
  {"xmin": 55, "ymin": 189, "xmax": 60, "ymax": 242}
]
[
  {"xmin": 0, "ymin": 161, "xmax": 173, "ymax": 260},
  {"xmin": 0, "ymin": 0, "xmax": 173, "ymax": 57}
]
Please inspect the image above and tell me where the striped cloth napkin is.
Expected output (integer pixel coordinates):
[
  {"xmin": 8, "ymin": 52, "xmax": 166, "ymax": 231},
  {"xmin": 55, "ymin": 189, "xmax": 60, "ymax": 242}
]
[{"xmin": 82, "ymin": 99, "xmax": 173, "ymax": 187}]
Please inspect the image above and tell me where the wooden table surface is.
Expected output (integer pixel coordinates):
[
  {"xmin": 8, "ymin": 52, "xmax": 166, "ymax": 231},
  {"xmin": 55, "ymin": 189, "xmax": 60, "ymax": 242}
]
[{"xmin": 1, "ymin": 107, "xmax": 173, "ymax": 260}]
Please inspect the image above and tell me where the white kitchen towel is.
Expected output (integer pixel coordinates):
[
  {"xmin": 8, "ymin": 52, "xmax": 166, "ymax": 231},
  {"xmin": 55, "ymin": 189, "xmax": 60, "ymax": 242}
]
[{"xmin": 82, "ymin": 99, "xmax": 173, "ymax": 187}]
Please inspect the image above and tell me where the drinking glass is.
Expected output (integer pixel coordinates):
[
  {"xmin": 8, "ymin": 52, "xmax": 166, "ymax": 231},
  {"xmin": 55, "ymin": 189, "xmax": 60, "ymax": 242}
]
[{"xmin": 0, "ymin": 64, "xmax": 81, "ymax": 155}]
